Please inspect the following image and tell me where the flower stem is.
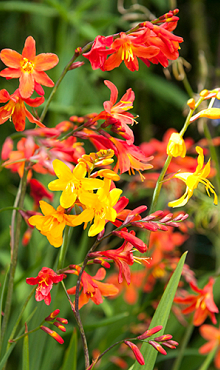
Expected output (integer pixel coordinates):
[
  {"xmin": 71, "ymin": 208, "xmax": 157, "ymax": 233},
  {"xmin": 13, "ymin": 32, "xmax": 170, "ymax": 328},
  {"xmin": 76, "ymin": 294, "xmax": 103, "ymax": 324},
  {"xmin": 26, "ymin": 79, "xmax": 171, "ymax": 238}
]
[
  {"xmin": 57, "ymin": 226, "xmax": 70, "ymax": 270},
  {"xmin": 1, "ymin": 164, "xmax": 29, "ymax": 347},
  {"xmin": 171, "ymin": 321, "xmax": 194, "ymax": 370}
]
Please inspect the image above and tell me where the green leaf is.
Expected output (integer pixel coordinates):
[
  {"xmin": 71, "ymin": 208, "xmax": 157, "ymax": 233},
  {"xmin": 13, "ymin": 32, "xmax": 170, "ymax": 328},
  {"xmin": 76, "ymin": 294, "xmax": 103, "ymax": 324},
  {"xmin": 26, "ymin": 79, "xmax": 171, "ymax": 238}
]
[
  {"xmin": 22, "ymin": 331, "xmax": 29, "ymax": 370},
  {"xmin": 0, "ymin": 2, "xmax": 58, "ymax": 17},
  {"xmin": 198, "ymin": 344, "xmax": 218, "ymax": 370},
  {"xmin": 60, "ymin": 328, "xmax": 77, "ymax": 370},
  {"xmin": 84, "ymin": 312, "xmax": 129, "ymax": 330},
  {"xmin": 132, "ymin": 251, "xmax": 187, "ymax": 370}
]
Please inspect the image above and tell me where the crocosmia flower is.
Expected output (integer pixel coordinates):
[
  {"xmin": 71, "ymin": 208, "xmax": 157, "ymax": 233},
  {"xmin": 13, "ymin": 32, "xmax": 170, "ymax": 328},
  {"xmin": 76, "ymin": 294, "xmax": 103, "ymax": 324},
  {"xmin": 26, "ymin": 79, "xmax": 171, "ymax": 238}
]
[
  {"xmin": 83, "ymin": 35, "xmax": 113, "ymax": 70},
  {"xmin": 93, "ymin": 80, "xmax": 136, "ymax": 145},
  {"xmin": 28, "ymin": 200, "xmax": 77, "ymax": 247},
  {"xmin": 174, "ymin": 278, "xmax": 219, "ymax": 326},
  {"xmin": 103, "ymin": 32, "xmax": 159, "ymax": 72},
  {"xmin": 199, "ymin": 324, "xmax": 220, "ymax": 369},
  {"xmin": 0, "ymin": 36, "xmax": 59, "ymax": 98},
  {"xmin": 0, "ymin": 89, "xmax": 44, "ymax": 131},
  {"xmin": 71, "ymin": 178, "xmax": 122, "ymax": 237},
  {"xmin": 166, "ymin": 132, "xmax": 186, "ymax": 158},
  {"xmin": 168, "ymin": 146, "xmax": 218, "ymax": 207},
  {"xmin": 48, "ymin": 159, "xmax": 104, "ymax": 209},
  {"xmin": 26, "ymin": 267, "xmax": 65, "ymax": 305},
  {"xmin": 67, "ymin": 265, "xmax": 119, "ymax": 309}
]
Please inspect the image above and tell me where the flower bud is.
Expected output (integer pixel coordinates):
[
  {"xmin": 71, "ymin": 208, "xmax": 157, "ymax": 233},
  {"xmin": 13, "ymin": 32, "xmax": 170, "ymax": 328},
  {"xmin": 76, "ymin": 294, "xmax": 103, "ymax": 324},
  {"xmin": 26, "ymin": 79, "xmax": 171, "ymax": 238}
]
[
  {"xmin": 137, "ymin": 325, "xmax": 163, "ymax": 340},
  {"xmin": 45, "ymin": 309, "xmax": 60, "ymax": 321},
  {"xmin": 53, "ymin": 322, "xmax": 66, "ymax": 332},
  {"xmin": 124, "ymin": 341, "xmax": 145, "ymax": 365},
  {"xmin": 167, "ymin": 132, "xmax": 186, "ymax": 158},
  {"xmin": 40, "ymin": 326, "xmax": 64, "ymax": 344},
  {"xmin": 187, "ymin": 98, "xmax": 195, "ymax": 110},
  {"xmin": 148, "ymin": 340, "xmax": 167, "ymax": 355},
  {"xmin": 154, "ymin": 334, "xmax": 172, "ymax": 342}
]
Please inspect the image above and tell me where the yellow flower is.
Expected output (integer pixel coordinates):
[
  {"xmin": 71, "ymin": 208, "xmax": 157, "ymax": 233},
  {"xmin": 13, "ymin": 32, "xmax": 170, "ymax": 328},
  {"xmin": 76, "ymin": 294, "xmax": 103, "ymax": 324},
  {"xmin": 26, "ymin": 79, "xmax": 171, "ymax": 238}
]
[
  {"xmin": 28, "ymin": 201, "xmax": 76, "ymax": 248},
  {"xmin": 167, "ymin": 132, "xmax": 186, "ymax": 158},
  {"xmin": 71, "ymin": 179, "xmax": 122, "ymax": 237},
  {"xmin": 168, "ymin": 146, "xmax": 218, "ymax": 208},
  {"xmin": 48, "ymin": 159, "xmax": 104, "ymax": 208}
]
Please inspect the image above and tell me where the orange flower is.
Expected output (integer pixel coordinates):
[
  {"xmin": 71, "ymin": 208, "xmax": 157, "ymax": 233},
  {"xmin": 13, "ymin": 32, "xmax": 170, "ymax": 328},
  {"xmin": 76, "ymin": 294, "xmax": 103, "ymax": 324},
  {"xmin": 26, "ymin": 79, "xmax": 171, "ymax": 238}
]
[
  {"xmin": 0, "ymin": 89, "xmax": 44, "ymax": 131},
  {"xmin": 67, "ymin": 266, "xmax": 119, "ymax": 309},
  {"xmin": 199, "ymin": 324, "xmax": 220, "ymax": 368},
  {"xmin": 103, "ymin": 32, "xmax": 159, "ymax": 72},
  {"xmin": 174, "ymin": 278, "xmax": 219, "ymax": 326},
  {"xmin": 0, "ymin": 36, "xmax": 59, "ymax": 98}
]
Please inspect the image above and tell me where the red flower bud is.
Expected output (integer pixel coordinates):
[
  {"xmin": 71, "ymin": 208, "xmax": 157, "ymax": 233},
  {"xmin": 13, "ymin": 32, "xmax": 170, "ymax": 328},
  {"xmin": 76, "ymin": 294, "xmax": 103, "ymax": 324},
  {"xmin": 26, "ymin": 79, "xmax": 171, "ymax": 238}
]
[
  {"xmin": 45, "ymin": 309, "xmax": 60, "ymax": 321},
  {"xmin": 154, "ymin": 334, "xmax": 173, "ymax": 342},
  {"xmin": 124, "ymin": 341, "xmax": 145, "ymax": 365},
  {"xmin": 148, "ymin": 341, "xmax": 167, "ymax": 355},
  {"xmin": 137, "ymin": 325, "xmax": 163, "ymax": 340},
  {"xmin": 40, "ymin": 326, "xmax": 64, "ymax": 344}
]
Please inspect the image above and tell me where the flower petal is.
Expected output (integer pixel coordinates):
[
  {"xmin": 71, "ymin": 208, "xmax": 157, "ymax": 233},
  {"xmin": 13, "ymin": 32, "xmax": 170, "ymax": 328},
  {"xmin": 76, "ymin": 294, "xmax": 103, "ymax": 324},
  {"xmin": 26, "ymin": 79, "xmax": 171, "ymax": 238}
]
[
  {"xmin": 0, "ymin": 49, "xmax": 22, "ymax": 68},
  {"xmin": 34, "ymin": 53, "xmax": 59, "ymax": 71}
]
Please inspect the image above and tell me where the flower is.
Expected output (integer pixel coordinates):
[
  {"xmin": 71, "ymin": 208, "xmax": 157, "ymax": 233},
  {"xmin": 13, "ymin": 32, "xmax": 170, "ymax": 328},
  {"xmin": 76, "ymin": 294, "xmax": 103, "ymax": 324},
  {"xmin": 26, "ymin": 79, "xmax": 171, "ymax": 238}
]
[
  {"xmin": 30, "ymin": 178, "xmax": 53, "ymax": 210},
  {"xmin": 48, "ymin": 159, "xmax": 104, "ymax": 209},
  {"xmin": 28, "ymin": 200, "xmax": 77, "ymax": 247},
  {"xmin": 89, "ymin": 240, "xmax": 134, "ymax": 285},
  {"xmin": 103, "ymin": 32, "xmax": 159, "ymax": 72},
  {"xmin": 0, "ymin": 89, "xmax": 44, "ymax": 131},
  {"xmin": 199, "ymin": 324, "xmax": 220, "ymax": 369},
  {"xmin": 168, "ymin": 146, "xmax": 218, "ymax": 207},
  {"xmin": 0, "ymin": 36, "xmax": 59, "ymax": 98},
  {"xmin": 71, "ymin": 178, "xmax": 122, "ymax": 237},
  {"xmin": 174, "ymin": 278, "xmax": 219, "ymax": 326},
  {"xmin": 166, "ymin": 132, "xmax": 186, "ymax": 158},
  {"xmin": 93, "ymin": 80, "xmax": 136, "ymax": 145},
  {"xmin": 67, "ymin": 266, "xmax": 119, "ymax": 309},
  {"xmin": 83, "ymin": 35, "xmax": 113, "ymax": 70},
  {"xmin": 26, "ymin": 267, "xmax": 65, "ymax": 305}
]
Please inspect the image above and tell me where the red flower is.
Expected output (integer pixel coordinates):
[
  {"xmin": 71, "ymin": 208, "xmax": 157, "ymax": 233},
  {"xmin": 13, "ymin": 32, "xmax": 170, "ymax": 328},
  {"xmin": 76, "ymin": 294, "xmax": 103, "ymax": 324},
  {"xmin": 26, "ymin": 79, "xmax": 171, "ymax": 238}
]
[
  {"xmin": 103, "ymin": 32, "xmax": 159, "ymax": 72},
  {"xmin": 199, "ymin": 324, "xmax": 220, "ymax": 369},
  {"xmin": 0, "ymin": 36, "xmax": 59, "ymax": 98},
  {"xmin": 93, "ymin": 80, "xmax": 136, "ymax": 145},
  {"xmin": 113, "ymin": 230, "xmax": 148, "ymax": 253},
  {"xmin": 89, "ymin": 240, "xmax": 134, "ymax": 285},
  {"xmin": 83, "ymin": 35, "xmax": 113, "ymax": 70},
  {"xmin": 67, "ymin": 266, "xmax": 119, "ymax": 309},
  {"xmin": 0, "ymin": 89, "xmax": 44, "ymax": 131},
  {"xmin": 30, "ymin": 178, "xmax": 53, "ymax": 210},
  {"xmin": 174, "ymin": 278, "xmax": 219, "ymax": 326},
  {"xmin": 26, "ymin": 267, "xmax": 65, "ymax": 305}
]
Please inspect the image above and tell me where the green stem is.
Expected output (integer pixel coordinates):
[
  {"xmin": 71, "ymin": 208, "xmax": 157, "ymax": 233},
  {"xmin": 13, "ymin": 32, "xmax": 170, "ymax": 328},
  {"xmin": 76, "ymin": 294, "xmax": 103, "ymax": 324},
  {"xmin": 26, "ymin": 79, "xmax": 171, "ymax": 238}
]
[
  {"xmin": 1, "ymin": 165, "xmax": 29, "ymax": 347},
  {"xmin": 9, "ymin": 327, "xmax": 41, "ymax": 343},
  {"xmin": 0, "ymin": 206, "xmax": 25, "ymax": 214},
  {"xmin": 57, "ymin": 226, "xmax": 70, "ymax": 270},
  {"xmin": 171, "ymin": 321, "xmax": 194, "ymax": 370},
  {"xmin": 198, "ymin": 343, "xmax": 218, "ymax": 370}
]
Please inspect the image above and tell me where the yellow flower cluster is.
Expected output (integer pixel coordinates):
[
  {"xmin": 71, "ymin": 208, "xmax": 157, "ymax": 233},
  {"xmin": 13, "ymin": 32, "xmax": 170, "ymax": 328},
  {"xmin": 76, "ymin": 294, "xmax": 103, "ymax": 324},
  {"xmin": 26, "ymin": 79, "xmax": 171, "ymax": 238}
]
[{"xmin": 29, "ymin": 150, "xmax": 122, "ymax": 247}]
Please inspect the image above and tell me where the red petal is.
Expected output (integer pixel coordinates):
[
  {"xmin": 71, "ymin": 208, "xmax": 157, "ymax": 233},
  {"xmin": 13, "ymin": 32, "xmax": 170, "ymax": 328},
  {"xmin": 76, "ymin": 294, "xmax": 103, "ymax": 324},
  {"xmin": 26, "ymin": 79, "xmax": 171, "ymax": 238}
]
[
  {"xmin": 104, "ymin": 80, "xmax": 118, "ymax": 104},
  {"xmin": 19, "ymin": 72, "xmax": 35, "ymax": 98},
  {"xmin": 34, "ymin": 53, "xmax": 59, "ymax": 71},
  {"xmin": 0, "ymin": 89, "xmax": 10, "ymax": 102},
  {"xmin": 0, "ymin": 49, "xmax": 22, "ymax": 68},
  {"xmin": 25, "ymin": 108, "xmax": 45, "ymax": 128},
  {"xmin": 26, "ymin": 277, "xmax": 39, "ymax": 285},
  {"xmin": 103, "ymin": 51, "xmax": 123, "ymax": 71},
  {"xmin": 22, "ymin": 36, "xmax": 36, "ymax": 59},
  {"xmin": 23, "ymin": 96, "xmax": 44, "ymax": 107},
  {"xmin": 12, "ymin": 103, "xmax": 26, "ymax": 131}
]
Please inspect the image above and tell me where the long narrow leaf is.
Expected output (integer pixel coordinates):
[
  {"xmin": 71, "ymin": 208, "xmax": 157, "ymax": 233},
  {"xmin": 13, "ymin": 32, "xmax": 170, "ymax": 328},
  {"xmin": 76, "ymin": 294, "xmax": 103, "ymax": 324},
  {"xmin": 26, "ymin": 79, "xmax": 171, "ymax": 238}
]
[
  {"xmin": 60, "ymin": 328, "xmax": 77, "ymax": 370},
  {"xmin": 132, "ymin": 251, "xmax": 187, "ymax": 370},
  {"xmin": 0, "ymin": 266, "xmax": 9, "ymax": 344},
  {"xmin": 22, "ymin": 330, "xmax": 29, "ymax": 370}
]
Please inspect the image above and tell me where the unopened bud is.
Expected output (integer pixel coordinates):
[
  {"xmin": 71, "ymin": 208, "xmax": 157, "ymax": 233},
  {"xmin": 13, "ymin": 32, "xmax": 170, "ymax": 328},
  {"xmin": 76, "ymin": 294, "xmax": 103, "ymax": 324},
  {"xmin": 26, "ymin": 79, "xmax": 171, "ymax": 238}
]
[
  {"xmin": 56, "ymin": 317, "xmax": 68, "ymax": 325},
  {"xmin": 200, "ymin": 89, "xmax": 209, "ymax": 97},
  {"xmin": 154, "ymin": 334, "xmax": 172, "ymax": 342},
  {"xmin": 187, "ymin": 98, "xmax": 195, "ymax": 110},
  {"xmin": 124, "ymin": 341, "xmax": 145, "ymax": 365},
  {"xmin": 148, "ymin": 341, "xmax": 167, "ymax": 355},
  {"xmin": 45, "ymin": 309, "xmax": 60, "ymax": 321},
  {"xmin": 53, "ymin": 322, "xmax": 66, "ymax": 332},
  {"xmin": 40, "ymin": 326, "xmax": 64, "ymax": 344},
  {"xmin": 137, "ymin": 325, "xmax": 163, "ymax": 340},
  {"xmin": 69, "ymin": 61, "xmax": 84, "ymax": 70}
]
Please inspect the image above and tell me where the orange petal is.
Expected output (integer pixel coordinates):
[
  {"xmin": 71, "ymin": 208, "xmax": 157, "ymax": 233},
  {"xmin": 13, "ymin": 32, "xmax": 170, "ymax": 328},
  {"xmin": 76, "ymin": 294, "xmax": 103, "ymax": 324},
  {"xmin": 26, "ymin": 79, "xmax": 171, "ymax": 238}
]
[
  {"xmin": 0, "ymin": 68, "xmax": 21, "ymax": 78},
  {"xmin": 22, "ymin": 36, "xmax": 36, "ymax": 59},
  {"xmin": 19, "ymin": 72, "xmax": 35, "ymax": 98},
  {"xmin": 32, "ymin": 70, "xmax": 54, "ymax": 87},
  {"xmin": 200, "ymin": 324, "xmax": 220, "ymax": 340},
  {"xmin": 0, "ymin": 49, "xmax": 22, "ymax": 68},
  {"xmin": 34, "ymin": 53, "xmax": 59, "ymax": 71}
]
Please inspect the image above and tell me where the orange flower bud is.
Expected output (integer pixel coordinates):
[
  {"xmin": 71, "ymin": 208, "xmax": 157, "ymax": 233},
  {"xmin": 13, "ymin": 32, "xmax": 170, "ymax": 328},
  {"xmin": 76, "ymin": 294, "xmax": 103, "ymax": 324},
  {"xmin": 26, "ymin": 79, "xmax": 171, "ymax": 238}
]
[
  {"xmin": 200, "ymin": 89, "xmax": 209, "ymax": 97},
  {"xmin": 45, "ymin": 309, "xmax": 60, "ymax": 321},
  {"xmin": 187, "ymin": 98, "xmax": 195, "ymax": 110},
  {"xmin": 40, "ymin": 326, "xmax": 64, "ymax": 344},
  {"xmin": 166, "ymin": 132, "xmax": 186, "ymax": 158},
  {"xmin": 137, "ymin": 325, "xmax": 163, "ymax": 340}
]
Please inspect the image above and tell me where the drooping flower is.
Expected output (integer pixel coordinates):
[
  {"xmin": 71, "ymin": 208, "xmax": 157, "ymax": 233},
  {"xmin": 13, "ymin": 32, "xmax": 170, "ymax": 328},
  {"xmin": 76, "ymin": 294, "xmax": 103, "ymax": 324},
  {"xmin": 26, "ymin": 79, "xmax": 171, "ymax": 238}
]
[
  {"xmin": 168, "ymin": 146, "xmax": 218, "ymax": 207},
  {"xmin": 0, "ymin": 36, "xmax": 59, "ymax": 98},
  {"xmin": 28, "ymin": 200, "xmax": 77, "ymax": 247},
  {"xmin": 93, "ymin": 80, "xmax": 136, "ymax": 144},
  {"xmin": 71, "ymin": 178, "xmax": 122, "ymax": 237},
  {"xmin": 174, "ymin": 278, "xmax": 219, "ymax": 326},
  {"xmin": 26, "ymin": 267, "xmax": 65, "ymax": 305},
  {"xmin": 67, "ymin": 265, "xmax": 119, "ymax": 309},
  {"xmin": 166, "ymin": 132, "xmax": 186, "ymax": 158},
  {"xmin": 89, "ymin": 240, "xmax": 134, "ymax": 285},
  {"xmin": 0, "ymin": 89, "xmax": 44, "ymax": 131},
  {"xmin": 103, "ymin": 32, "xmax": 159, "ymax": 72},
  {"xmin": 48, "ymin": 159, "xmax": 104, "ymax": 209},
  {"xmin": 199, "ymin": 324, "xmax": 220, "ymax": 369},
  {"xmin": 83, "ymin": 35, "xmax": 114, "ymax": 70}
]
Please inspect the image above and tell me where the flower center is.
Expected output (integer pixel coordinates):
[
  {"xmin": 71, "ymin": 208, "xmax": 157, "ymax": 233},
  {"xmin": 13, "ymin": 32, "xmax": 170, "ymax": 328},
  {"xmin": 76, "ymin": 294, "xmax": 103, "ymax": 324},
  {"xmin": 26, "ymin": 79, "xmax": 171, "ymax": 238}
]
[
  {"xmin": 21, "ymin": 57, "xmax": 34, "ymax": 73},
  {"xmin": 121, "ymin": 44, "xmax": 134, "ymax": 62}
]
